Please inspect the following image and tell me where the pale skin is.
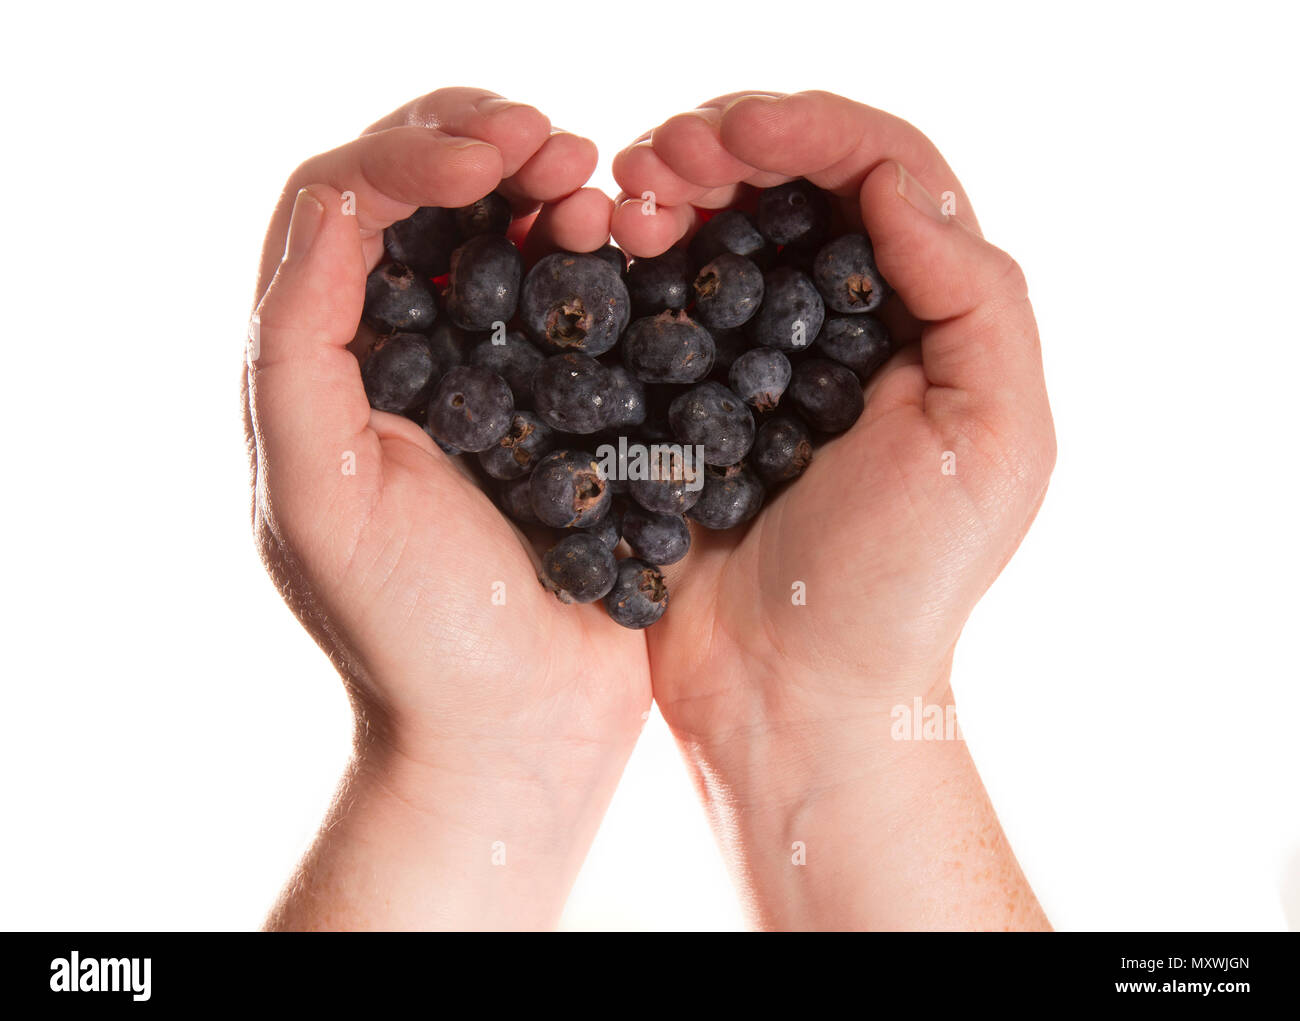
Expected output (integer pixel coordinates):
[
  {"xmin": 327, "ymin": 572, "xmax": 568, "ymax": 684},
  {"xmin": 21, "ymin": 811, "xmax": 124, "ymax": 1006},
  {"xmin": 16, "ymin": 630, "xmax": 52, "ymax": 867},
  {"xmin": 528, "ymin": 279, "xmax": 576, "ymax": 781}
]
[{"xmin": 247, "ymin": 88, "xmax": 1055, "ymax": 931}]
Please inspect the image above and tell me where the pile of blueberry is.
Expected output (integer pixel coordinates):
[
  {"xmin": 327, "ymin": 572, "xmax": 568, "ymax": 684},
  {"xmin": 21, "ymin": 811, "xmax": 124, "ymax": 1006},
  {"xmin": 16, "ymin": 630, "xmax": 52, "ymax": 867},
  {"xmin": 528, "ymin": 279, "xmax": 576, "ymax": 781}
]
[{"xmin": 358, "ymin": 182, "xmax": 893, "ymax": 628}]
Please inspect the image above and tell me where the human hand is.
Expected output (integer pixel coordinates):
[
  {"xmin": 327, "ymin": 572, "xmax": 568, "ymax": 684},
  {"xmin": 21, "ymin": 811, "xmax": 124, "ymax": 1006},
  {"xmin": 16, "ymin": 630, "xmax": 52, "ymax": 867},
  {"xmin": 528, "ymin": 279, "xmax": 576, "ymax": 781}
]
[
  {"xmin": 247, "ymin": 89, "xmax": 650, "ymax": 929},
  {"xmin": 611, "ymin": 91, "xmax": 1055, "ymax": 929}
]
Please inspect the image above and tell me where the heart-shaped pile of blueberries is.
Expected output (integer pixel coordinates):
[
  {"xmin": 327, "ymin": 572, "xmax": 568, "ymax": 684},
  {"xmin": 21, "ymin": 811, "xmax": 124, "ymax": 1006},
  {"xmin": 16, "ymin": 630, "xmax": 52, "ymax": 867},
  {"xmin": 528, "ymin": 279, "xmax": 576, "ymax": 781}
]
[{"xmin": 357, "ymin": 181, "xmax": 894, "ymax": 628}]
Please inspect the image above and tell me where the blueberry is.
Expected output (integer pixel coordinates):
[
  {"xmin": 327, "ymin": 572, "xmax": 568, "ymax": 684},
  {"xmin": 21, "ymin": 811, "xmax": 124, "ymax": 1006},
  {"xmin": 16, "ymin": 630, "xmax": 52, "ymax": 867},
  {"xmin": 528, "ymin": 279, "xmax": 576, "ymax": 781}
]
[
  {"xmin": 788, "ymin": 358, "xmax": 864, "ymax": 433},
  {"xmin": 454, "ymin": 191, "xmax": 512, "ymax": 239},
  {"xmin": 445, "ymin": 234, "xmax": 522, "ymax": 330},
  {"xmin": 427, "ymin": 319, "xmax": 474, "ymax": 370},
  {"xmin": 564, "ymin": 499, "xmax": 624, "ymax": 550},
  {"xmin": 521, "ymin": 252, "xmax": 630, "ymax": 356},
  {"xmin": 362, "ymin": 262, "xmax": 438, "ymax": 333},
  {"xmin": 361, "ymin": 333, "xmax": 439, "ymax": 414},
  {"xmin": 592, "ymin": 244, "xmax": 628, "ymax": 278},
  {"xmin": 752, "ymin": 414, "xmax": 813, "ymax": 484},
  {"xmin": 603, "ymin": 558, "xmax": 669, "ymax": 629},
  {"xmin": 476, "ymin": 411, "xmax": 555, "ymax": 480},
  {"xmin": 728, "ymin": 348, "xmax": 792, "ymax": 411},
  {"xmin": 627, "ymin": 446, "xmax": 704, "ymax": 515},
  {"xmin": 756, "ymin": 180, "xmax": 831, "ymax": 248},
  {"xmin": 693, "ymin": 253, "xmax": 764, "ymax": 329},
  {"xmin": 533, "ymin": 353, "xmax": 615, "ymax": 434},
  {"xmin": 384, "ymin": 206, "xmax": 460, "ymax": 278},
  {"xmin": 748, "ymin": 267, "xmax": 825, "ymax": 352},
  {"xmin": 688, "ymin": 209, "xmax": 775, "ymax": 270},
  {"xmin": 669, "ymin": 382, "xmax": 755, "ymax": 466},
  {"xmin": 605, "ymin": 364, "xmax": 648, "ymax": 428},
  {"xmin": 497, "ymin": 475, "xmax": 538, "ymax": 523},
  {"xmin": 622, "ymin": 310, "xmax": 715, "ymax": 384},
  {"xmin": 626, "ymin": 249, "xmax": 691, "ymax": 316},
  {"xmin": 621, "ymin": 506, "xmax": 690, "ymax": 565},
  {"xmin": 815, "ymin": 314, "xmax": 892, "ymax": 381},
  {"xmin": 425, "ymin": 365, "xmax": 515, "ymax": 452},
  {"xmin": 529, "ymin": 449, "xmax": 611, "ymax": 528},
  {"xmin": 469, "ymin": 331, "xmax": 545, "ymax": 406},
  {"xmin": 687, "ymin": 464, "xmax": 765, "ymax": 530},
  {"xmin": 812, "ymin": 234, "xmax": 886, "ymax": 314},
  {"xmin": 542, "ymin": 533, "xmax": 618, "ymax": 604}
]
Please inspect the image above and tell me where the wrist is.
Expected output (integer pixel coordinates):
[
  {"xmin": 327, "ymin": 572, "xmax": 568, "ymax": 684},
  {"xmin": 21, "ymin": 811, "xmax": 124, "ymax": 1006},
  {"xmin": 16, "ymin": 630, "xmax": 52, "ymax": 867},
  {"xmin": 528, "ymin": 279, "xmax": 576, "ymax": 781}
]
[{"xmin": 267, "ymin": 711, "xmax": 636, "ymax": 931}]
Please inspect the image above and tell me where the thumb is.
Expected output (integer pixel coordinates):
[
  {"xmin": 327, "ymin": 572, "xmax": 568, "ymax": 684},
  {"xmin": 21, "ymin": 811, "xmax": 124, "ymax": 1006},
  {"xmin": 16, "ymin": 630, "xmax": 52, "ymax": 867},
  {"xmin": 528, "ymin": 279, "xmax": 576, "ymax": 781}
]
[
  {"xmin": 247, "ymin": 184, "xmax": 377, "ymax": 552},
  {"xmin": 860, "ymin": 161, "xmax": 1047, "ymax": 424}
]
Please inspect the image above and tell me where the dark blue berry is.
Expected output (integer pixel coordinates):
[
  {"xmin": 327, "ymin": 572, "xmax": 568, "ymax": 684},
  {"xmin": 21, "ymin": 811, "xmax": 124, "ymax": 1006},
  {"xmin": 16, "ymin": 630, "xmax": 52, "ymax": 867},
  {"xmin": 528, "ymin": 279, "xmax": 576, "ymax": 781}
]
[
  {"xmin": 815, "ymin": 315, "xmax": 892, "ymax": 381},
  {"xmin": 361, "ymin": 333, "xmax": 439, "ymax": 414},
  {"xmin": 469, "ymin": 331, "xmax": 545, "ymax": 406},
  {"xmin": 425, "ymin": 365, "xmax": 515, "ymax": 452},
  {"xmin": 728, "ymin": 348, "xmax": 791, "ymax": 411},
  {"xmin": 688, "ymin": 209, "xmax": 775, "ymax": 270},
  {"xmin": 446, "ymin": 234, "xmax": 522, "ymax": 330},
  {"xmin": 542, "ymin": 533, "xmax": 618, "ymax": 604},
  {"xmin": 533, "ymin": 353, "xmax": 615, "ymax": 434},
  {"xmin": 564, "ymin": 499, "xmax": 624, "ymax": 550},
  {"xmin": 621, "ymin": 506, "xmax": 690, "ymax": 565},
  {"xmin": 476, "ymin": 410, "xmax": 555, "ymax": 480},
  {"xmin": 521, "ymin": 252, "xmax": 630, "ymax": 355},
  {"xmin": 426, "ymin": 319, "xmax": 474, "ymax": 377},
  {"xmin": 622, "ymin": 310, "xmax": 715, "ymax": 384},
  {"xmin": 592, "ymin": 244, "xmax": 628, "ymax": 277},
  {"xmin": 752, "ymin": 414, "xmax": 813, "ymax": 484},
  {"xmin": 669, "ymin": 382, "xmax": 755, "ymax": 466},
  {"xmin": 627, "ymin": 446, "xmax": 704, "ymax": 515},
  {"xmin": 529, "ymin": 449, "xmax": 611, "ymax": 528},
  {"xmin": 788, "ymin": 358, "xmax": 864, "ymax": 433},
  {"xmin": 626, "ymin": 249, "xmax": 691, "ymax": 316},
  {"xmin": 605, "ymin": 364, "xmax": 647, "ymax": 428},
  {"xmin": 363, "ymin": 262, "xmax": 438, "ymax": 333},
  {"xmin": 384, "ymin": 206, "xmax": 459, "ymax": 278},
  {"xmin": 693, "ymin": 253, "xmax": 764, "ymax": 329},
  {"xmin": 687, "ymin": 464, "xmax": 764, "ymax": 530},
  {"xmin": 749, "ymin": 267, "xmax": 825, "ymax": 352},
  {"xmin": 454, "ymin": 191, "xmax": 511, "ymax": 239},
  {"xmin": 756, "ymin": 180, "xmax": 831, "ymax": 248},
  {"xmin": 604, "ymin": 558, "xmax": 669, "ymax": 628},
  {"xmin": 812, "ymin": 234, "xmax": 886, "ymax": 313},
  {"xmin": 498, "ymin": 475, "xmax": 537, "ymax": 522}
]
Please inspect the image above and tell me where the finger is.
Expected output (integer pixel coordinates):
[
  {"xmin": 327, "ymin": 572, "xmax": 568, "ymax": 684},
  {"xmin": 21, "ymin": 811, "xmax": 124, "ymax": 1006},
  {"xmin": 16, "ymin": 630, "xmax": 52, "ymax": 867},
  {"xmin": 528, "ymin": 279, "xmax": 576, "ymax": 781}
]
[
  {"xmin": 610, "ymin": 194, "xmax": 696, "ymax": 257},
  {"xmin": 257, "ymin": 129, "xmax": 502, "ymax": 296},
  {"xmin": 363, "ymin": 87, "xmax": 553, "ymax": 177},
  {"xmin": 612, "ymin": 141, "xmax": 711, "ymax": 209},
  {"xmin": 499, "ymin": 130, "xmax": 599, "ymax": 205},
  {"xmin": 861, "ymin": 161, "xmax": 1048, "ymax": 438},
  {"xmin": 720, "ymin": 91, "xmax": 981, "ymax": 234},
  {"xmin": 248, "ymin": 185, "xmax": 376, "ymax": 546},
  {"xmin": 520, "ymin": 187, "xmax": 614, "ymax": 262}
]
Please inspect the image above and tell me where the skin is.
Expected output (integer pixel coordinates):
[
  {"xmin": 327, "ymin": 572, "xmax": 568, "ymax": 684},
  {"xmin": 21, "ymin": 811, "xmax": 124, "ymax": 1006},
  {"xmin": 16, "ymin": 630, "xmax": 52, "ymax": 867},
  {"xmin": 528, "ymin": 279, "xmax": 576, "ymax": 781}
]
[{"xmin": 248, "ymin": 88, "xmax": 1054, "ymax": 931}]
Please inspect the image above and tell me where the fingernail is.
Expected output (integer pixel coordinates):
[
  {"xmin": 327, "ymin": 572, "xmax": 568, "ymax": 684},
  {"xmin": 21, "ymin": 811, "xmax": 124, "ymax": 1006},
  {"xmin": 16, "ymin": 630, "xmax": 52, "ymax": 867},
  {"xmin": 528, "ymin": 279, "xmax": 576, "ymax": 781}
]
[
  {"xmin": 474, "ymin": 95, "xmax": 530, "ymax": 114},
  {"xmin": 446, "ymin": 137, "xmax": 497, "ymax": 151},
  {"xmin": 285, "ymin": 187, "xmax": 325, "ymax": 262},
  {"xmin": 895, "ymin": 163, "xmax": 949, "ymax": 224}
]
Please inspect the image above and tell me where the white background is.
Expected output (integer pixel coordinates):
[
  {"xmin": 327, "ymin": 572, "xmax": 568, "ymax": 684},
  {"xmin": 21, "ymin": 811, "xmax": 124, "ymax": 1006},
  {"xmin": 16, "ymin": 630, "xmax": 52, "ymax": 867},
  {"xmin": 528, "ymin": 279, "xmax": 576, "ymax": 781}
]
[{"xmin": 1, "ymin": 0, "xmax": 1297, "ymax": 931}]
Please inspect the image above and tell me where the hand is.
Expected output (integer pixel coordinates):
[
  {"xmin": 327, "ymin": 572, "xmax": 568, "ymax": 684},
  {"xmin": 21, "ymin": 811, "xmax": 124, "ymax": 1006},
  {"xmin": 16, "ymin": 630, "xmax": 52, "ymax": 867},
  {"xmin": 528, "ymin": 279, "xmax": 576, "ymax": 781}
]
[
  {"xmin": 247, "ymin": 89, "xmax": 650, "ymax": 930},
  {"xmin": 611, "ymin": 91, "xmax": 1056, "ymax": 929}
]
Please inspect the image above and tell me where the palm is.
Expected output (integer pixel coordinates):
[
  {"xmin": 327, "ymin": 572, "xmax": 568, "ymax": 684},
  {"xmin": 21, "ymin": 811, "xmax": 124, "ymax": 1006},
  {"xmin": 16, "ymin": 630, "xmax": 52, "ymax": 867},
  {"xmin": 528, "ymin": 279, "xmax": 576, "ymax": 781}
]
[
  {"xmin": 647, "ymin": 354, "xmax": 1009, "ymax": 737},
  {"xmin": 320, "ymin": 420, "xmax": 652, "ymax": 744}
]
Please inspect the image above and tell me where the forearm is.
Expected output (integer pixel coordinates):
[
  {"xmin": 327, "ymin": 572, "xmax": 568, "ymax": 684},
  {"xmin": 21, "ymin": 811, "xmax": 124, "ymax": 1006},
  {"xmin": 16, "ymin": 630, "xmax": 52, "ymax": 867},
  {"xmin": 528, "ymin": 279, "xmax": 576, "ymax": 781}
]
[
  {"xmin": 266, "ymin": 728, "xmax": 629, "ymax": 931},
  {"xmin": 675, "ymin": 675, "xmax": 1050, "ymax": 931}
]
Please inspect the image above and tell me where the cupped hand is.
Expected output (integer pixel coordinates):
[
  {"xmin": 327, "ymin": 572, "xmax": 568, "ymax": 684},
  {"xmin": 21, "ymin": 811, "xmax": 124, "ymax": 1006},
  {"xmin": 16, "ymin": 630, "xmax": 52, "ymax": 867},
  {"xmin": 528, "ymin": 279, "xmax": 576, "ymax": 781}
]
[
  {"xmin": 611, "ymin": 91, "xmax": 1056, "ymax": 745},
  {"xmin": 246, "ymin": 88, "xmax": 651, "ymax": 774}
]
